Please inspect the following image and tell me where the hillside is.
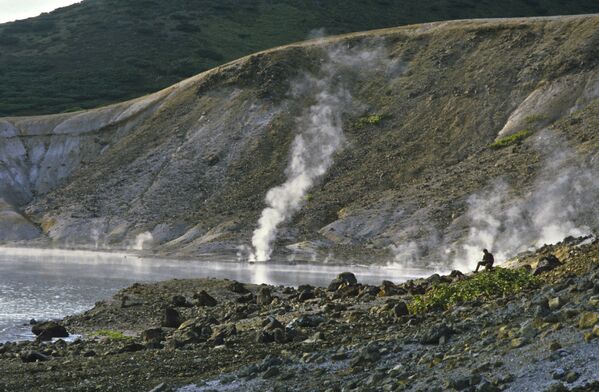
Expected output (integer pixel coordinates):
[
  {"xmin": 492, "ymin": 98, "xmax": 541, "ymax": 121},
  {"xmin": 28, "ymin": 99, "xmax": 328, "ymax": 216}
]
[
  {"xmin": 1, "ymin": 15, "xmax": 599, "ymax": 269},
  {"xmin": 2, "ymin": 1, "xmax": 599, "ymax": 116}
]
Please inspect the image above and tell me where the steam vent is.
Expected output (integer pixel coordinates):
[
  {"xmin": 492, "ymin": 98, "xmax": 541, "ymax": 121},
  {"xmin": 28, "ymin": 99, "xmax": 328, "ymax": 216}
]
[{"xmin": 0, "ymin": 2, "xmax": 598, "ymax": 391}]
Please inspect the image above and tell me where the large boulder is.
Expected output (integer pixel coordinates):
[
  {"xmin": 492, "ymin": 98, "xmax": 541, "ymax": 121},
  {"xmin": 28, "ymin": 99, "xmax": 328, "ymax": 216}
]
[
  {"xmin": 193, "ymin": 290, "xmax": 218, "ymax": 307},
  {"xmin": 533, "ymin": 255, "xmax": 562, "ymax": 275},
  {"xmin": 31, "ymin": 321, "xmax": 69, "ymax": 341},
  {"xmin": 161, "ymin": 307, "xmax": 182, "ymax": 328},
  {"xmin": 256, "ymin": 287, "xmax": 273, "ymax": 306}
]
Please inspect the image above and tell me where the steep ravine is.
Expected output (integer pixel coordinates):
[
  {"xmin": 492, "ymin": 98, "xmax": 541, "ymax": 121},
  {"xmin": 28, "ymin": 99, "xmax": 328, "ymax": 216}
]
[{"xmin": 1, "ymin": 15, "xmax": 598, "ymax": 267}]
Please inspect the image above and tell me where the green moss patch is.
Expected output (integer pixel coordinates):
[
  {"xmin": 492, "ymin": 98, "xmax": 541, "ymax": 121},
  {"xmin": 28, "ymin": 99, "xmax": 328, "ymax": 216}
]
[
  {"xmin": 89, "ymin": 329, "xmax": 133, "ymax": 341},
  {"xmin": 488, "ymin": 130, "xmax": 533, "ymax": 150},
  {"xmin": 356, "ymin": 114, "xmax": 383, "ymax": 128},
  {"xmin": 409, "ymin": 268, "xmax": 538, "ymax": 314}
]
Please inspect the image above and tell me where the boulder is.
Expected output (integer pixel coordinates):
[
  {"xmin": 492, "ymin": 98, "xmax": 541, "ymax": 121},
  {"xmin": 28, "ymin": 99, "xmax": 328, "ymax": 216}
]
[
  {"xmin": 256, "ymin": 287, "xmax": 273, "ymax": 306},
  {"xmin": 228, "ymin": 281, "xmax": 249, "ymax": 294},
  {"xmin": 418, "ymin": 323, "xmax": 453, "ymax": 345},
  {"xmin": 20, "ymin": 350, "xmax": 50, "ymax": 363},
  {"xmin": 193, "ymin": 290, "xmax": 218, "ymax": 307},
  {"xmin": 171, "ymin": 295, "xmax": 191, "ymax": 307},
  {"xmin": 31, "ymin": 321, "xmax": 69, "ymax": 341},
  {"xmin": 161, "ymin": 307, "xmax": 182, "ymax": 328},
  {"xmin": 393, "ymin": 302, "xmax": 409, "ymax": 317},
  {"xmin": 337, "ymin": 272, "xmax": 357, "ymax": 285},
  {"xmin": 532, "ymin": 255, "xmax": 562, "ymax": 275},
  {"xmin": 262, "ymin": 316, "xmax": 284, "ymax": 331},
  {"xmin": 141, "ymin": 328, "xmax": 165, "ymax": 343}
]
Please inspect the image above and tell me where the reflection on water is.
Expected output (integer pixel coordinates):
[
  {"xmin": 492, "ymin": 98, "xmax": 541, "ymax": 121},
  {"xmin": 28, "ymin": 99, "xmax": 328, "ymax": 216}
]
[{"xmin": 0, "ymin": 247, "xmax": 430, "ymax": 342}]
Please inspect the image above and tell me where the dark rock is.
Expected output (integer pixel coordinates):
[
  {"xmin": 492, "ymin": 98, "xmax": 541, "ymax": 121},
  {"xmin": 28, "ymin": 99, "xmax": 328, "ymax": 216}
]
[
  {"xmin": 337, "ymin": 272, "xmax": 357, "ymax": 285},
  {"xmin": 236, "ymin": 293, "xmax": 256, "ymax": 303},
  {"xmin": 333, "ymin": 284, "xmax": 361, "ymax": 299},
  {"xmin": 31, "ymin": 321, "xmax": 69, "ymax": 341},
  {"xmin": 228, "ymin": 281, "xmax": 249, "ymax": 294},
  {"xmin": 256, "ymin": 287, "xmax": 273, "ymax": 305},
  {"xmin": 418, "ymin": 323, "xmax": 453, "ymax": 344},
  {"xmin": 273, "ymin": 329, "xmax": 288, "ymax": 344},
  {"xmin": 118, "ymin": 343, "xmax": 145, "ymax": 353},
  {"xmin": 287, "ymin": 314, "xmax": 325, "ymax": 328},
  {"xmin": 327, "ymin": 278, "xmax": 344, "ymax": 291},
  {"xmin": 141, "ymin": 328, "xmax": 165, "ymax": 343},
  {"xmin": 161, "ymin": 307, "xmax": 182, "ymax": 328},
  {"xmin": 533, "ymin": 255, "xmax": 562, "ymax": 275},
  {"xmin": 20, "ymin": 350, "xmax": 50, "ymax": 363},
  {"xmin": 171, "ymin": 295, "xmax": 191, "ymax": 307},
  {"xmin": 82, "ymin": 350, "xmax": 96, "ymax": 357},
  {"xmin": 262, "ymin": 316, "xmax": 284, "ymax": 331},
  {"xmin": 193, "ymin": 290, "xmax": 218, "ymax": 307},
  {"xmin": 215, "ymin": 323, "xmax": 237, "ymax": 338},
  {"xmin": 350, "ymin": 344, "xmax": 381, "ymax": 366},
  {"xmin": 120, "ymin": 295, "xmax": 144, "ymax": 308},
  {"xmin": 262, "ymin": 366, "xmax": 280, "ymax": 379},
  {"xmin": 298, "ymin": 290, "xmax": 315, "ymax": 302},
  {"xmin": 256, "ymin": 330, "xmax": 274, "ymax": 343},
  {"xmin": 449, "ymin": 270, "xmax": 466, "ymax": 280},
  {"xmin": 393, "ymin": 302, "xmax": 409, "ymax": 317}
]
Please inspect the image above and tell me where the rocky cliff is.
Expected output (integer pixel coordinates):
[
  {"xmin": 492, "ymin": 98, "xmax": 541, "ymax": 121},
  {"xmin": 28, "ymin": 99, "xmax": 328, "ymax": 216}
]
[{"xmin": 1, "ymin": 15, "xmax": 598, "ymax": 267}]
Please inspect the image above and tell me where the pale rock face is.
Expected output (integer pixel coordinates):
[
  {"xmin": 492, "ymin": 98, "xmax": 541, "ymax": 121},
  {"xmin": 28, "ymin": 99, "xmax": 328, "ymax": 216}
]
[
  {"xmin": 0, "ymin": 86, "xmax": 173, "ymax": 241},
  {"xmin": 497, "ymin": 70, "xmax": 599, "ymax": 138}
]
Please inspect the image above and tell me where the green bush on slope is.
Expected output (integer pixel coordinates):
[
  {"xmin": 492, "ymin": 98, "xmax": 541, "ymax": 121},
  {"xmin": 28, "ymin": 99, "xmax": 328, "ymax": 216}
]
[
  {"xmin": 488, "ymin": 130, "xmax": 533, "ymax": 150},
  {"xmin": 409, "ymin": 268, "xmax": 538, "ymax": 314}
]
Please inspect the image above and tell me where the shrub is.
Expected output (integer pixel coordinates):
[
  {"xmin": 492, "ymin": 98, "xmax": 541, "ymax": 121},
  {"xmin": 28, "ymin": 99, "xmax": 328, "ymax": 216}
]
[
  {"xmin": 488, "ymin": 129, "xmax": 532, "ymax": 150},
  {"xmin": 356, "ymin": 114, "xmax": 383, "ymax": 128},
  {"xmin": 408, "ymin": 268, "xmax": 538, "ymax": 314}
]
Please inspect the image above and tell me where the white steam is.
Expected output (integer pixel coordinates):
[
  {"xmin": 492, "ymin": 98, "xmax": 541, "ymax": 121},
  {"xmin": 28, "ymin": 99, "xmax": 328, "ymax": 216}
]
[
  {"xmin": 249, "ymin": 42, "xmax": 387, "ymax": 261},
  {"xmin": 451, "ymin": 132, "xmax": 598, "ymax": 271},
  {"xmin": 389, "ymin": 130, "xmax": 599, "ymax": 272},
  {"xmin": 133, "ymin": 231, "xmax": 153, "ymax": 251}
]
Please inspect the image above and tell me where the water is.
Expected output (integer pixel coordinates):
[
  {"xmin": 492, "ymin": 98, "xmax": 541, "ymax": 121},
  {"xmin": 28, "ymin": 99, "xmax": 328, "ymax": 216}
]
[{"xmin": 0, "ymin": 247, "xmax": 429, "ymax": 342}]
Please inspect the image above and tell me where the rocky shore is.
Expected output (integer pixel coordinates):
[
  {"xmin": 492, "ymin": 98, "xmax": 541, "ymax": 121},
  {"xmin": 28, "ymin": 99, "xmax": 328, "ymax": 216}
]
[{"xmin": 0, "ymin": 237, "xmax": 598, "ymax": 392}]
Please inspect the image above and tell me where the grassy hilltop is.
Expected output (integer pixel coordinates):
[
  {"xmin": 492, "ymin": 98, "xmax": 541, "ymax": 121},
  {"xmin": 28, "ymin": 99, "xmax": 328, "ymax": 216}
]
[{"xmin": 1, "ymin": 0, "xmax": 599, "ymax": 116}]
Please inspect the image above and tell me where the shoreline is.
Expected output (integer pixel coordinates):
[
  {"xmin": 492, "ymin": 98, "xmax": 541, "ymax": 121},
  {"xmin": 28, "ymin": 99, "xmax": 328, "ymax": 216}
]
[{"xmin": 0, "ymin": 237, "xmax": 597, "ymax": 391}]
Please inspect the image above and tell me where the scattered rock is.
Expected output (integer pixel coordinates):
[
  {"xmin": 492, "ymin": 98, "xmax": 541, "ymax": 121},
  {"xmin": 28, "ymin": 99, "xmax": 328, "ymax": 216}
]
[
  {"xmin": 337, "ymin": 272, "xmax": 357, "ymax": 285},
  {"xmin": 578, "ymin": 312, "xmax": 598, "ymax": 329},
  {"xmin": 141, "ymin": 328, "xmax": 165, "ymax": 343},
  {"xmin": 171, "ymin": 295, "xmax": 191, "ymax": 307},
  {"xmin": 20, "ymin": 350, "xmax": 50, "ymax": 363},
  {"xmin": 31, "ymin": 321, "xmax": 69, "ymax": 341},
  {"xmin": 228, "ymin": 281, "xmax": 249, "ymax": 294},
  {"xmin": 256, "ymin": 287, "xmax": 273, "ymax": 306},
  {"xmin": 193, "ymin": 290, "xmax": 218, "ymax": 307},
  {"xmin": 161, "ymin": 307, "xmax": 182, "ymax": 328},
  {"xmin": 533, "ymin": 255, "xmax": 562, "ymax": 275}
]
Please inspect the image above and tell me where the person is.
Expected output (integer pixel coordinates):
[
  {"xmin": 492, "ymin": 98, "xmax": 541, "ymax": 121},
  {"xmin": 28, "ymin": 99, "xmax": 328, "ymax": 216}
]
[{"xmin": 475, "ymin": 249, "xmax": 494, "ymax": 272}]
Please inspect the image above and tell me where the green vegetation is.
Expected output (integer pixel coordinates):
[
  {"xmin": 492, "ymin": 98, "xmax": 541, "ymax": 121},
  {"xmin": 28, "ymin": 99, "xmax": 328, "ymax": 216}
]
[
  {"xmin": 2, "ymin": 0, "xmax": 599, "ymax": 116},
  {"xmin": 89, "ymin": 330, "xmax": 132, "ymax": 341},
  {"xmin": 356, "ymin": 114, "xmax": 383, "ymax": 128},
  {"xmin": 409, "ymin": 268, "xmax": 538, "ymax": 314},
  {"xmin": 488, "ymin": 130, "xmax": 533, "ymax": 150},
  {"xmin": 523, "ymin": 114, "xmax": 547, "ymax": 124}
]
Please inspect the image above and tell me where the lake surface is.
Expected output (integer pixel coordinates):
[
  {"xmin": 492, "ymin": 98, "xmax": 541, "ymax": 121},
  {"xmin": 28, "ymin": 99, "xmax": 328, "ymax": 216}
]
[{"xmin": 0, "ymin": 247, "xmax": 430, "ymax": 342}]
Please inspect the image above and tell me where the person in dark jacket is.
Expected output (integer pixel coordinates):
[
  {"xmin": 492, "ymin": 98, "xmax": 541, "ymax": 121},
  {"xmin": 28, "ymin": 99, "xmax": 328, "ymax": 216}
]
[{"xmin": 475, "ymin": 249, "xmax": 495, "ymax": 272}]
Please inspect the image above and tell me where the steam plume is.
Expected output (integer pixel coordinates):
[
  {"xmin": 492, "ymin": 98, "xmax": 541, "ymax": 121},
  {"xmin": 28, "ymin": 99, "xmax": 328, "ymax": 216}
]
[
  {"xmin": 249, "ymin": 42, "xmax": 386, "ymax": 261},
  {"xmin": 389, "ymin": 131, "xmax": 599, "ymax": 271}
]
